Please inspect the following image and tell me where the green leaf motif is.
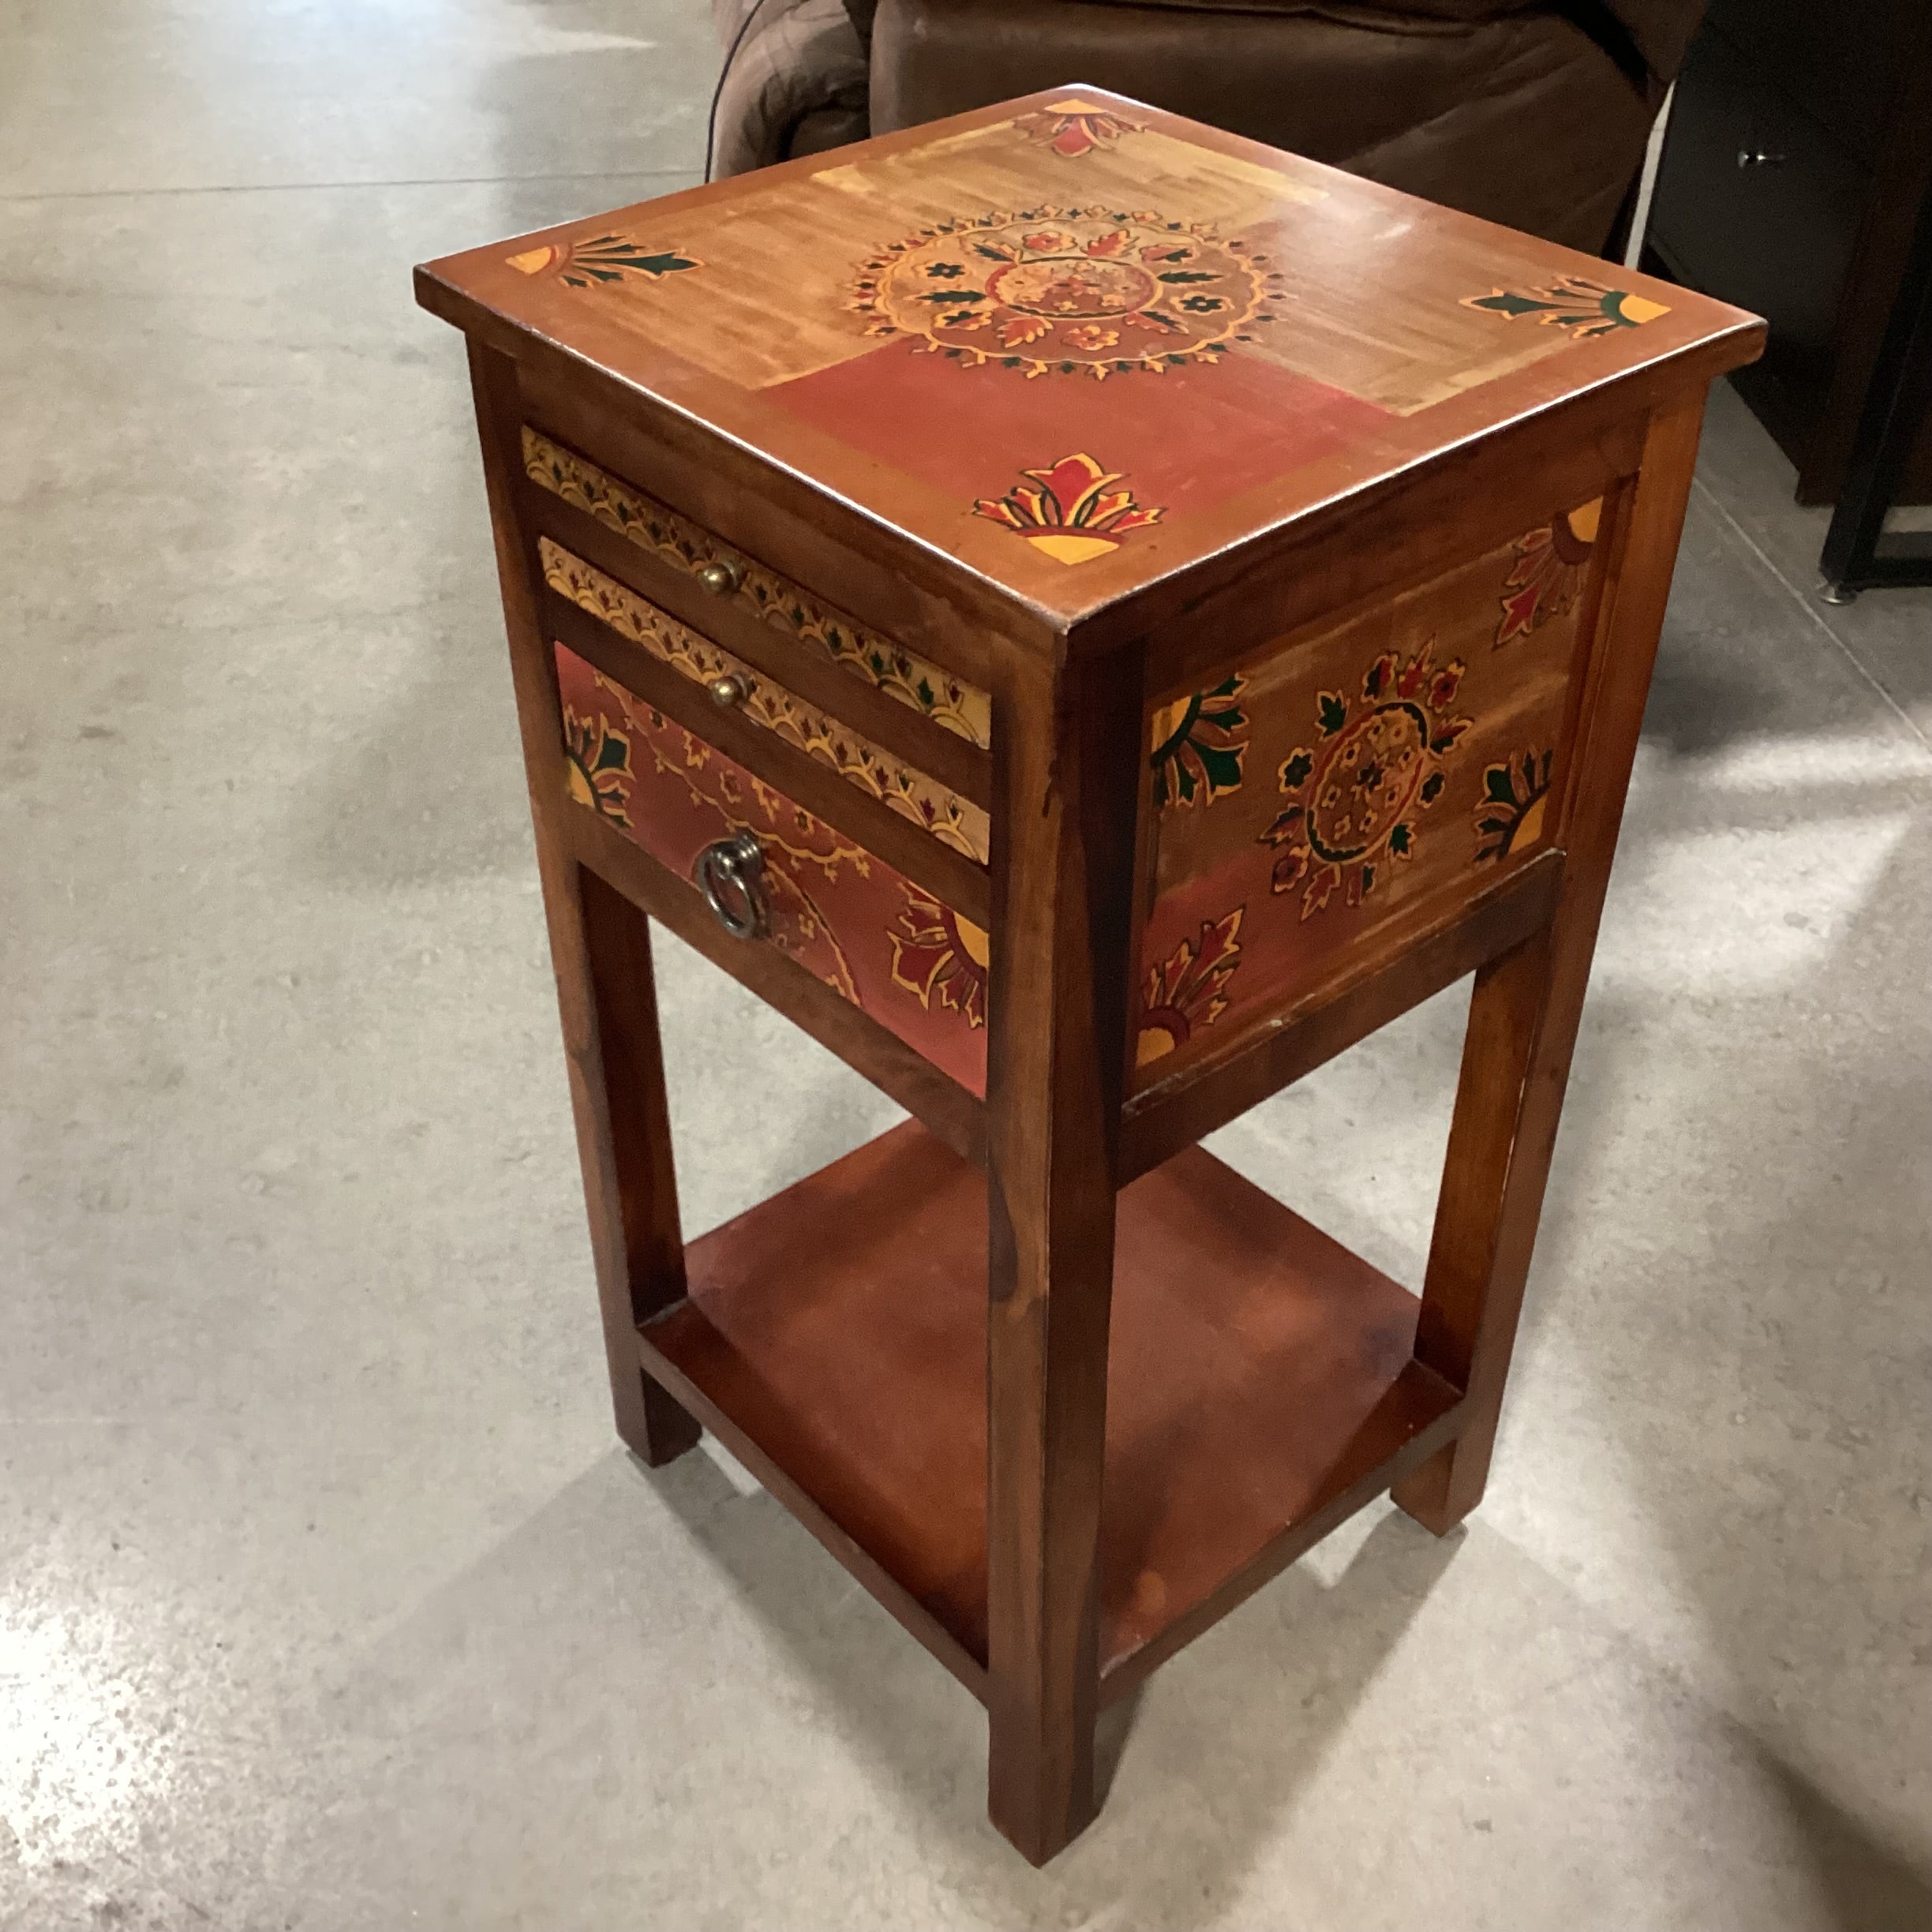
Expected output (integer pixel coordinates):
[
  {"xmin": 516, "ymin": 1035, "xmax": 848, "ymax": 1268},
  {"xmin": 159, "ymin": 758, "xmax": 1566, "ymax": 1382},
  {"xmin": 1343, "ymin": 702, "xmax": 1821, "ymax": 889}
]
[
  {"xmin": 1280, "ymin": 748, "xmax": 1315, "ymax": 790},
  {"xmin": 1317, "ymin": 693, "xmax": 1349, "ymax": 737},
  {"xmin": 1388, "ymin": 822, "xmax": 1412, "ymax": 855},
  {"xmin": 1199, "ymin": 745, "xmax": 1245, "ymax": 791},
  {"xmin": 1159, "ymin": 271, "xmax": 1217, "ymax": 284},
  {"xmin": 1486, "ymin": 766, "xmax": 1518, "ymax": 804},
  {"xmin": 631, "ymin": 252, "xmax": 698, "ymax": 278},
  {"xmin": 1470, "ymin": 291, "xmax": 1549, "ymax": 319}
]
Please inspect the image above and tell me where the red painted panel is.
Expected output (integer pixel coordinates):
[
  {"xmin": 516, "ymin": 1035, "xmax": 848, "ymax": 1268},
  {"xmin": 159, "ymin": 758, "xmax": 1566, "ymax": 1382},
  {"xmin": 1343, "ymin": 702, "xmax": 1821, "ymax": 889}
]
[
  {"xmin": 1132, "ymin": 504, "xmax": 1598, "ymax": 1086},
  {"xmin": 555, "ymin": 642, "xmax": 989, "ymax": 1097},
  {"xmin": 770, "ymin": 335, "xmax": 1394, "ymax": 559}
]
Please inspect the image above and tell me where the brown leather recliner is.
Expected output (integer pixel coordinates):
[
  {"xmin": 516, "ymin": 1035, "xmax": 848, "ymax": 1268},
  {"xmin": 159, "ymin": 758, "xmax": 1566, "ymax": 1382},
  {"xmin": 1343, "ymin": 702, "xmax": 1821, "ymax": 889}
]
[{"xmin": 712, "ymin": 0, "xmax": 1708, "ymax": 256}]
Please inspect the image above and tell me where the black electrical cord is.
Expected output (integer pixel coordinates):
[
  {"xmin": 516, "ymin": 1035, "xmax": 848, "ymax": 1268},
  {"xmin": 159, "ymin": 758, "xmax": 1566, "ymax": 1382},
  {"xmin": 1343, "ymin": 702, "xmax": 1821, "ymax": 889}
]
[{"xmin": 705, "ymin": 0, "xmax": 784, "ymax": 183}]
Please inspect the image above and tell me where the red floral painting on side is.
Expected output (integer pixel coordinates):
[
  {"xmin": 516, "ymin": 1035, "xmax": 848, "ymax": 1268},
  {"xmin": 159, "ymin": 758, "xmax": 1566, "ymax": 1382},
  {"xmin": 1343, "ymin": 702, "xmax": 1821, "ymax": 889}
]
[
  {"xmin": 1496, "ymin": 500, "xmax": 1601, "ymax": 647},
  {"xmin": 1137, "ymin": 909, "xmax": 1244, "ymax": 1071},
  {"xmin": 553, "ymin": 643, "xmax": 988, "ymax": 1096},
  {"xmin": 1011, "ymin": 101, "xmax": 1148, "ymax": 159}
]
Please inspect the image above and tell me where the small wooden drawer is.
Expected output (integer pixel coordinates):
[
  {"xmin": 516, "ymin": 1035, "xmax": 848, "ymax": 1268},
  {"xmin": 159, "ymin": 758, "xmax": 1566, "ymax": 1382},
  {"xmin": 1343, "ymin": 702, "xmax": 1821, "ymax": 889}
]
[
  {"xmin": 1131, "ymin": 498, "xmax": 1603, "ymax": 1088},
  {"xmin": 541, "ymin": 537, "xmax": 990, "ymax": 864},
  {"xmin": 523, "ymin": 426, "xmax": 993, "ymax": 753},
  {"xmin": 556, "ymin": 642, "xmax": 990, "ymax": 1097}
]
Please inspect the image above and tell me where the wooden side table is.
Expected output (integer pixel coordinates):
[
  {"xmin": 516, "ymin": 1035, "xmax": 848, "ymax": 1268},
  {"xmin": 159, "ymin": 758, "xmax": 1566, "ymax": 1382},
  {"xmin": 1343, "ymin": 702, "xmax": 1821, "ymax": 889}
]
[{"xmin": 417, "ymin": 88, "xmax": 1762, "ymax": 1864}]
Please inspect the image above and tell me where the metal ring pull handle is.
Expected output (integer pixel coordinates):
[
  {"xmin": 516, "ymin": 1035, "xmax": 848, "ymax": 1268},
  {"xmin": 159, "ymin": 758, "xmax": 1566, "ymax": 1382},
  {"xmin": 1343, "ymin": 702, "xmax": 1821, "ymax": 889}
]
[{"xmin": 694, "ymin": 832, "xmax": 769, "ymax": 940}]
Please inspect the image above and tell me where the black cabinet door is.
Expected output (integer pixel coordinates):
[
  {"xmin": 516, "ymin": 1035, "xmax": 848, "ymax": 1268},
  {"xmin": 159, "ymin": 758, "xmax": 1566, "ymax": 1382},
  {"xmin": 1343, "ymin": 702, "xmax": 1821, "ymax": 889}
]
[
  {"xmin": 1704, "ymin": 0, "xmax": 1917, "ymax": 170},
  {"xmin": 1650, "ymin": 25, "xmax": 1871, "ymax": 456}
]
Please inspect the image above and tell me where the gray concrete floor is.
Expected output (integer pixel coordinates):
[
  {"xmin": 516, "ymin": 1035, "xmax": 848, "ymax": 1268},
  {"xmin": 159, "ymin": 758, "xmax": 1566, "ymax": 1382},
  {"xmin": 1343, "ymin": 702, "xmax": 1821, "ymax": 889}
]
[{"xmin": 4, "ymin": 4, "xmax": 1930, "ymax": 1927}]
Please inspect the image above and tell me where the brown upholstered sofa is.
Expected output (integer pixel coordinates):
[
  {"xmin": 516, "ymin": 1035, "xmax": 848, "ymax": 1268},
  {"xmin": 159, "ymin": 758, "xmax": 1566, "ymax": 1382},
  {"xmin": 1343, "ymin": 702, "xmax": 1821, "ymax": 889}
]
[{"xmin": 710, "ymin": 0, "xmax": 1707, "ymax": 254}]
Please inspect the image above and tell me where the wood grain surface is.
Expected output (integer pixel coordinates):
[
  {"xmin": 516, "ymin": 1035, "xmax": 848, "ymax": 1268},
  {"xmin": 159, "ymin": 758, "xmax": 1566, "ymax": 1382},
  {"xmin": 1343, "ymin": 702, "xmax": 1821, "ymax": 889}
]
[
  {"xmin": 418, "ymin": 87, "xmax": 1761, "ymax": 630},
  {"xmin": 646, "ymin": 1121, "xmax": 1459, "ymax": 1690},
  {"xmin": 425, "ymin": 88, "xmax": 1767, "ymax": 1866}
]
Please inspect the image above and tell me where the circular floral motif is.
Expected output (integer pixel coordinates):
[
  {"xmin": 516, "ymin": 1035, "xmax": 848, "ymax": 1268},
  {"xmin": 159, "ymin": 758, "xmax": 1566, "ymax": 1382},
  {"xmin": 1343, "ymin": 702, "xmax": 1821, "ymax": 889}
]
[
  {"xmin": 1306, "ymin": 705, "xmax": 1429, "ymax": 864},
  {"xmin": 851, "ymin": 207, "xmax": 1281, "ymax": 380},
  {"xmin": 1259, "ymin": 643, "xmax": 1471, "ymax": 920},
  {"xmin": 987, "ymin": 256, "xmax": 1158, "ymax": 318}
]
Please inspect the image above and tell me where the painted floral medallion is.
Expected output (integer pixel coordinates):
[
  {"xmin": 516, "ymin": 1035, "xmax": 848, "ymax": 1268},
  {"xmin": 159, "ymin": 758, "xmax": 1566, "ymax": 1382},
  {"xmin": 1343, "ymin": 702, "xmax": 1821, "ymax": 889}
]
[
  {"xmin": 1260, "ymin": 642, "xmax": 1472, "ymax": 917},
  {"xmin": 851, "ymin": 207, "xmax": 1280, "ymax": 380}
]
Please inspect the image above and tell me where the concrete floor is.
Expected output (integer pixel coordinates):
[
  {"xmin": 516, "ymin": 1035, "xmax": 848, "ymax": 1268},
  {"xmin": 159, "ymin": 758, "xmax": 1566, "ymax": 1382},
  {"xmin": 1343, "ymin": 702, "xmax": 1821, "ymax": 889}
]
[{"xmin": 4, "ymin": 3, "xmax": 1930, "ymax": 1926}]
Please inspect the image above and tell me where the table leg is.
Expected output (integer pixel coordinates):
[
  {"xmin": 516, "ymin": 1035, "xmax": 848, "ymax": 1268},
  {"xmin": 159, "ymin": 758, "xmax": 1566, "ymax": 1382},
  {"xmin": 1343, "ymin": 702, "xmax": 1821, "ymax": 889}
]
[
  {"xmin": 984, "ymin": 648, "xmax": 1144, "ymax": 1863},
  {"xmin": 1397, "ymin": 393, "xmax": 1709, "ymax": 1534},
  {"xmin": 467, "ymin": 340, "xmax": 700, "ymax": 1468}
]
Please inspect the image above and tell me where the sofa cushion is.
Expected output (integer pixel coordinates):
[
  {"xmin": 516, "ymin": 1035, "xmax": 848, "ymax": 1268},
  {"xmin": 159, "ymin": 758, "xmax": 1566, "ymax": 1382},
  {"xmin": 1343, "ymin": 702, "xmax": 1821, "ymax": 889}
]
[
  {"xmin": 853, "ymin": 0, "xmax": 1695, "ymax": 79},
  {"xmin": 871, "ymin": 0, "xmax": 1657, "ymax": 251},
  {"xmin": 712, "ymin": 0, "xmax": 870, "ymax": 174}
]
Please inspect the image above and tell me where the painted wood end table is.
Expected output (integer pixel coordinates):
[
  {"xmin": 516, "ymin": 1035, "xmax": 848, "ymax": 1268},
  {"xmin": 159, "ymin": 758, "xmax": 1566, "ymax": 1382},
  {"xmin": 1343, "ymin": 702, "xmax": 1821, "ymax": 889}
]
[{"xmin": 415, "ymin": 88, "xmax": 1762, "ymax": 1864}]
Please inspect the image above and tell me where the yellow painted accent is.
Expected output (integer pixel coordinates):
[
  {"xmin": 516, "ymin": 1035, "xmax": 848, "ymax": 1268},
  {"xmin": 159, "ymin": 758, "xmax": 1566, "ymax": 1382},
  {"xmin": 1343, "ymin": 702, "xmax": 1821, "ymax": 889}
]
[
  {"xmin": 1515, "ymin": 793, "xmax": 1548, "ymax": 849},
  {"xmin": 565, "ymin": 762, "xmax": 594, "ymax": 808},
  {"xmin": 1148, "ymin": 697, "xmax": 1191, "ymax": 752},
  {"xmin": 1619, "ymin": 294, "xmax": 1671, "ymax": 326},
  {"xmin": 506, "ymin": 246, "xmax": 556, "ymax": 276},
  {"xmin": 954, "ymin": 915, "xmax": 991, "ymax": 971},
  {"xmin": 1567, "ymin": 497, "xmax": 1603, "ymax": 545},
  {"xmin": 1136, "ymin": 1025, "xmax": 1178, "ymax": 1067},
  {"xmin": 1026, "ymin": 532, "xmax": 1121, "ymax": 566},
  {"xmin": 1046, "ymin": 99, "xmax": 1105, "ymax": 115}
]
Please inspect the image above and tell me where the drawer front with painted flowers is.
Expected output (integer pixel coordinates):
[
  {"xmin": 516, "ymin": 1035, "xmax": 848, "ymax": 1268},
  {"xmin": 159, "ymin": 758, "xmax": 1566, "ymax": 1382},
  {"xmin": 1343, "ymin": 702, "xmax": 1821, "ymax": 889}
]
[
  {"xmin": 1130, "ymin": 499, "xmax": 1604, "ymax": 1089},
  {"xmin": 522, "ymin": 425, "xmax": 993, "ymax": 758},
  {"xmin": 540, "ymin": 537, "xmax": 990, "ymax": 866},
  {"xmin": 556, "ymin": 642, "xmax": 990, "ymax": 1098}
]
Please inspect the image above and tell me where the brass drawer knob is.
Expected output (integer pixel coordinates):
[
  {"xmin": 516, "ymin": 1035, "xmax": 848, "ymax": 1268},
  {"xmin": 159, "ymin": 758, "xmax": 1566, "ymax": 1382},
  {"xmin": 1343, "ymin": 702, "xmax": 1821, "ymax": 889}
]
[
  {"xmin": 694, "ymin": 831, "xmax": 769, "ymax": 940},
  {"xmin": 709, "ymin": 672, "xmax": 749, "ymax": 710},
  {"xmin": 697, "ymin": 559, "xmax": 742, "ymax": 597}
]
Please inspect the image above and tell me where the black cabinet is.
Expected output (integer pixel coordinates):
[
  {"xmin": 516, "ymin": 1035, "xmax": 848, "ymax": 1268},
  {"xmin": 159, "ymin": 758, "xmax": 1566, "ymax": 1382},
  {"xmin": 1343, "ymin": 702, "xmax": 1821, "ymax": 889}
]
[{"xmin": 1649, "ymin": 0, "xmax": 1932, "ymax": 504}]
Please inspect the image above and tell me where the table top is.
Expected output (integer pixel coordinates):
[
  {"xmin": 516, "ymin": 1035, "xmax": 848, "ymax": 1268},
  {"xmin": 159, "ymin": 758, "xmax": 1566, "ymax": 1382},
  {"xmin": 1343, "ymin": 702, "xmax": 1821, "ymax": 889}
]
[{"xmin": 417, "ymin": 86, "xmax": 1760, "ymax": 623}]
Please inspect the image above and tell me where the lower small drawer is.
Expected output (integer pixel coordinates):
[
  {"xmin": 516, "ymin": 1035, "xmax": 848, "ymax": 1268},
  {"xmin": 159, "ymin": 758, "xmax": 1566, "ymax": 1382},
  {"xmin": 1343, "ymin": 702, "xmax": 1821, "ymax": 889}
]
[{"xmin": 556, "ymin": 642, "xmax": 990, "ymax": 1097}]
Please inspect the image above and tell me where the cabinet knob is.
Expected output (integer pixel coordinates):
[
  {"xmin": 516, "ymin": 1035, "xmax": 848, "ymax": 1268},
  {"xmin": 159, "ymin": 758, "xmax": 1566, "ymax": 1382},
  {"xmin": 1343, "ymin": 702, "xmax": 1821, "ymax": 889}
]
[
  {"xmin": 1736, "ymin": 149, "xmax": 1787, "ymax": 169},
  {"xmin": 697, "ymin": 559, "xmax": 742, "ymax": 597},
  {"xmin": 694, "ymin": 831, "xmax": 769, "ymax": 940},
  {"xmin": 709, "ymin": 672, "xmax": 749, "ymax": 710}
]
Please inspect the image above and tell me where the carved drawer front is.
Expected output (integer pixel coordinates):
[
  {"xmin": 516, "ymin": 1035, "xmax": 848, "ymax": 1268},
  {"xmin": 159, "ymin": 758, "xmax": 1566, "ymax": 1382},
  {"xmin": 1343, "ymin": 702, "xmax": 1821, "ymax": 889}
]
[
  {"xmin": 543, "ymin": 539, "xmax": 989, "ymax": 863},
  {"xmin": 524, "ymin": 426, "xmax": 992, "ymax": 751},
  {"xmin": 556, "ymin": 642, "xmax": 990, "ymax": 1098},
  {"xmin": 1133, "ymin": 500, "xmax": 1604, "ymax": 1089}
]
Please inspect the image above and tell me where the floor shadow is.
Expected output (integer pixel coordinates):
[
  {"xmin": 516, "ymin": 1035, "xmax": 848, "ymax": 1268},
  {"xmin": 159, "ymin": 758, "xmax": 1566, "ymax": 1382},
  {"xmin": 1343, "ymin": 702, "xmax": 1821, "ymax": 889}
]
[
  {"xmin": 1755, "ymin": 1745, "xmax": 1932, "ymax": 1932},
  {"xmin": 635, "ymin": 1468, "xmax": 1465, "ymax": 1914},
  {"xmin": 316, "ymin": 1451, "xmax": 1466, "ymax": 1920}
]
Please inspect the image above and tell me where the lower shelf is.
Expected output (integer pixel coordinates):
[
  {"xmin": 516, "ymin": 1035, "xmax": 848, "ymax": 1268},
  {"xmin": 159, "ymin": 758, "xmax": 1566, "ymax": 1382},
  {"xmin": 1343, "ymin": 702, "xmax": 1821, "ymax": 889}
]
[{"xmin": 641, "ymin": 1121, "xmax": 1462, "ymax": 1697}]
